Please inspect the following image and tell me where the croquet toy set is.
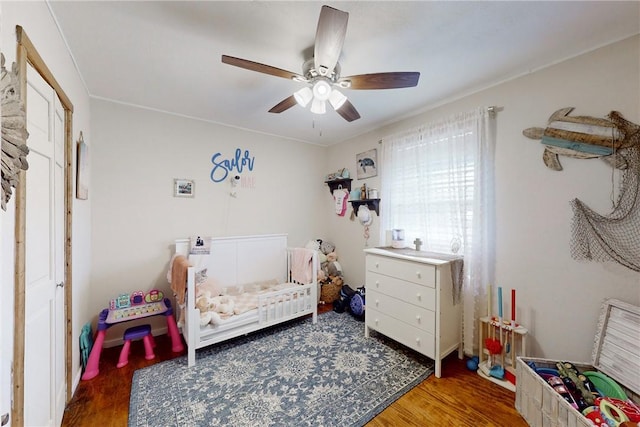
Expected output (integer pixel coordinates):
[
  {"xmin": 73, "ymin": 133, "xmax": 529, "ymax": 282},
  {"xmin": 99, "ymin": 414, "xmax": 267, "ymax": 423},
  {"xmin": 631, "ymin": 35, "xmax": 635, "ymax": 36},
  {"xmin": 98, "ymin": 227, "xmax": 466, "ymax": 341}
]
[
  {"xmin": 477, "ymin": 285, "xmax": 528, "ymax": 391},
  {"xmin": 516, "ymin": 299, "xmax": 640, "ymax": 427}
]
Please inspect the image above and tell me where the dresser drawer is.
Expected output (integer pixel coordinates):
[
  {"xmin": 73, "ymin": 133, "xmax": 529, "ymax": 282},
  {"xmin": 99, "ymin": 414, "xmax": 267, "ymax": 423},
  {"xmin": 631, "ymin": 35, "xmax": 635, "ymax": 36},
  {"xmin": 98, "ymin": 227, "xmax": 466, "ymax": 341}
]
[
  {"xmin": 366, "ymin": 307, "xmax": 435, "ymax": 358},
  {"xmin": 366, "ymin": 271, "xmax": 436, "ymax": 311},
  {"xmin": 367, "ymin": 289, "xmax": 435, "ymax": 333},
  {"xmin": 366, "ymin": 255, "xmax": 435, "ymax": 288}
]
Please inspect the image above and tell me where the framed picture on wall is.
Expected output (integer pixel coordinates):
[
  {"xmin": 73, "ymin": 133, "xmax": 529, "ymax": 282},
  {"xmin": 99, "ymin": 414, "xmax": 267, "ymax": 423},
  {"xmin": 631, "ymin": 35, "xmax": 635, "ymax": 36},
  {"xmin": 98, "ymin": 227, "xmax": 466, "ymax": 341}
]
[
  {"xmin": 356, "ymin": 148, "xmax": 377, "ymax": 179},
  {"xmin": 174, "ymin": 178, "xmax": 195, "ymax": 198},
  {"xmin": 76, "ymin": 132, "xmax": 89, "ymax": 200}
]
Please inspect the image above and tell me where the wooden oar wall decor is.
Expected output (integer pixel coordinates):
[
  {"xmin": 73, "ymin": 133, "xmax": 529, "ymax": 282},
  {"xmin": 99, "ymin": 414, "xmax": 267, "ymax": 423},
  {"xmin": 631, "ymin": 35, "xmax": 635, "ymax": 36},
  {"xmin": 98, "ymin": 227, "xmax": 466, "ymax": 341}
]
[
  {"xmin": 1, "ymin": 53, "xmax": 30, "ymax": 211},
  {"xmin": 523, "ymin": 107, "xmax": 640, "ymax": 171}
]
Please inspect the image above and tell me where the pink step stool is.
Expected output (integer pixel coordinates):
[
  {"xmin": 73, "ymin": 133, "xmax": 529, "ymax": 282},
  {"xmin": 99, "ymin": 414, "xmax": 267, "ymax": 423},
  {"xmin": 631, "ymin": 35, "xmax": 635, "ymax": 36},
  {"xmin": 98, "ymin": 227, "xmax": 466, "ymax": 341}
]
[{"xmin": 117, "ymin": 324, "xmax": 155, "ymax": 368}]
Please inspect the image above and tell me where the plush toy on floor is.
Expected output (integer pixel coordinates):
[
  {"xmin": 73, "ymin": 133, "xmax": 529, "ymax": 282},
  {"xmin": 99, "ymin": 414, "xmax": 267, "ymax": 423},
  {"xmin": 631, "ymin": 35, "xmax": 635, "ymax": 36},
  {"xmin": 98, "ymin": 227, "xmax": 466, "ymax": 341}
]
[{"xmin": 325, "ymin": 252, "xmax": 343, "ymax": 277}]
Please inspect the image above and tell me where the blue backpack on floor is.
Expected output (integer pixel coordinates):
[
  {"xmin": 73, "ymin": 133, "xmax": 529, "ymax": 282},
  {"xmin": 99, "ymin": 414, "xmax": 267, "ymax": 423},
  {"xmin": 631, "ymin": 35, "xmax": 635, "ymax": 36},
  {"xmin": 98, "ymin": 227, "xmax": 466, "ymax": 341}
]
[
  {"xmin": 333, "ymin": 285, "xmax": 355, "ymax": 313},
  {"xmin": 349, "ymin": 287, "xmax": 365, "ymax": 318}
]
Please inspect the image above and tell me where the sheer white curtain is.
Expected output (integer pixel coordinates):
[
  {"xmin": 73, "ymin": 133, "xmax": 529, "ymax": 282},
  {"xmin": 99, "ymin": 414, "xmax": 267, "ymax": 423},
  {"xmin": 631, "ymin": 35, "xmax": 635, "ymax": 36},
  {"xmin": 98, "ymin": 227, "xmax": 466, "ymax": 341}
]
[{"xmin": 380, "ymin": 107, "xmax": 495, "ymax": 354}]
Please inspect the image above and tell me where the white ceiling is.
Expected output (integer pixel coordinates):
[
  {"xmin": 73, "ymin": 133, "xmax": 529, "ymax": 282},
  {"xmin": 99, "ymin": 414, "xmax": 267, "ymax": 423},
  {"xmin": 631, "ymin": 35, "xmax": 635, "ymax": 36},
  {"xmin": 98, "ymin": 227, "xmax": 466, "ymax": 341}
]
[{"xmin": 48, "ymin": 1, "xmax": 640, "ymax": 146}]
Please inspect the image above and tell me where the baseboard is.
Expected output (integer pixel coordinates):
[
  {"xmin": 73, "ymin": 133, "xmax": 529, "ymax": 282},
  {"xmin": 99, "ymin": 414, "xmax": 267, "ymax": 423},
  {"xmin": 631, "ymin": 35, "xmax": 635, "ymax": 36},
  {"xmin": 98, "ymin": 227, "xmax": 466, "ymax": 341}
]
[{"xmin": 72, "ymin": 364, "xmax": 82, "ymax": 393}]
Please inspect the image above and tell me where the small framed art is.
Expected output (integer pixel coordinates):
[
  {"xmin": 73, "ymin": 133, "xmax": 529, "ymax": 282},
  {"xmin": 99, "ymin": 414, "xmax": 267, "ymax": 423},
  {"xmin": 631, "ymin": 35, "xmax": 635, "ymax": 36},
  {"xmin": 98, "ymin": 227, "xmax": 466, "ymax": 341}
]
[
  {"xmin": 356, "ymin": 148, "xmax": 377, "ymax": 179},
  {"xmin": 174, "ymin": 179, "xmax": 195, "ymax": 198}
]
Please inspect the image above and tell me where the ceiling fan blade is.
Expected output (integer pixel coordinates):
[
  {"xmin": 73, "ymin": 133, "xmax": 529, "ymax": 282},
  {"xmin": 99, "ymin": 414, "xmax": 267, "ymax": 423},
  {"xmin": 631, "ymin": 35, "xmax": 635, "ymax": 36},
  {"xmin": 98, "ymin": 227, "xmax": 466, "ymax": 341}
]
[
  {"xmin": 268, "ymin": 95, "xmax": 298, "ymax": 113},
  {"xmin": 222, "ymin": 55, "xmax": 304, "ymax": 81},
  {"xmin": 314, "ymin": 6, "xmax": 348, "ymax": 76},
  {"xmin": 339, "ymin": 72, "xmax": 420, "ymax": 90},
  {"xmin": 336, "ymin": 99, "xmax": 360, "ymax": 122}
]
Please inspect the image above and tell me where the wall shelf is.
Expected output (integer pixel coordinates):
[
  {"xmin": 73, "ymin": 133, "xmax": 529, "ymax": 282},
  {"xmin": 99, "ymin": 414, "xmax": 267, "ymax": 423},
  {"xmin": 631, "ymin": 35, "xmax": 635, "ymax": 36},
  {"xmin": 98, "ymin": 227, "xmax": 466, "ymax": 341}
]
[
  {"xmin": 324, "ymin": 178, "xmax": 352, "ymax": 195},
  {"xmin": 349, "ymin": 199, "xmax": 380, "ymax": 216}
]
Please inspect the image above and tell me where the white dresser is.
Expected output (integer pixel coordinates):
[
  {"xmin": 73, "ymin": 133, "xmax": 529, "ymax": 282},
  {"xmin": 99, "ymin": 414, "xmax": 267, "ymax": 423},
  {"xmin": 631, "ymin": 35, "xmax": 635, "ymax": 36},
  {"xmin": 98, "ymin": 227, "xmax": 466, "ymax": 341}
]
[{"xmin": 363, "ymin": 247, "xmax": 462, "ymax": 378}]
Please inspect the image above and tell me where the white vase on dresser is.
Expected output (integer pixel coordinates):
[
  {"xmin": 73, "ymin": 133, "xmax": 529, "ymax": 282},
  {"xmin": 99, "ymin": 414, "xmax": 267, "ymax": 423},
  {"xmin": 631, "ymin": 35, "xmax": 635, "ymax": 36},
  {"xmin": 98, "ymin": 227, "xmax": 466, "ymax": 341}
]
[{"xmin": 363, "ymin": 247, "xmax": 463, "ymax": 378}]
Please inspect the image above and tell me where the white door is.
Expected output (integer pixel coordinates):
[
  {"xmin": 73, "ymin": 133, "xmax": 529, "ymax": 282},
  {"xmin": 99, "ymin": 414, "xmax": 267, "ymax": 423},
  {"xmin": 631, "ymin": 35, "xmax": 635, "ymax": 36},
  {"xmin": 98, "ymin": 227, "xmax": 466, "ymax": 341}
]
[{"xmin": 24, "ymin": 63, "xmax": 66, "ymax": 427}]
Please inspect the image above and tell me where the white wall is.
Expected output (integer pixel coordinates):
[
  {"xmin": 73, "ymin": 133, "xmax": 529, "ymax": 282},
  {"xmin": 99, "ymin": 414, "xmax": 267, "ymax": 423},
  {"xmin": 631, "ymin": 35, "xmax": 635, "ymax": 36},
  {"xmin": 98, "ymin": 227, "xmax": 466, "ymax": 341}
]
[
  {"xmin": 327, "ymin": 35, "xmax": 640, "ymax": 362},
  {"xmin": 0, "ymin": 0, "xmax": 93, "ymax": 414},
  {"xmin": 89, "ymin": 99, "xmax": 327, "ymax": 341}
]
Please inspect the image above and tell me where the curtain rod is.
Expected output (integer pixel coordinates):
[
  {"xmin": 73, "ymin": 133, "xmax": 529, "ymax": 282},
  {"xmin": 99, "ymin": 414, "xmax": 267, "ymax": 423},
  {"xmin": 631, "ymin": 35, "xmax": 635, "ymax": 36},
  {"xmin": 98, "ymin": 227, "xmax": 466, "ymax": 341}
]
[
  {"xmin": 488, "ymin": 106, "xmax": 503, "ymax": 117},
  {"xmin": 380, "ymin": 106, "xmax": 502, "ymax": 144}
]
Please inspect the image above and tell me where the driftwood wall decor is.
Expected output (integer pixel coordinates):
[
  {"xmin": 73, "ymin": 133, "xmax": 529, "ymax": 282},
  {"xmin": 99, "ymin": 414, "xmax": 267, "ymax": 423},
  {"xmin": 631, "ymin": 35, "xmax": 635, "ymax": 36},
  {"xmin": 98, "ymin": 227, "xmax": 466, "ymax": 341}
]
[
  {"xmin": 523, "ymin": 107, "xmax": 640, "ymax": 171},
  {"xmin": 524, "ymin": 107, "xmax": 640, "ymax": 272},
  {"xmin": 1, "ymin": 53, "xmax": 29, "ymax": 210}
]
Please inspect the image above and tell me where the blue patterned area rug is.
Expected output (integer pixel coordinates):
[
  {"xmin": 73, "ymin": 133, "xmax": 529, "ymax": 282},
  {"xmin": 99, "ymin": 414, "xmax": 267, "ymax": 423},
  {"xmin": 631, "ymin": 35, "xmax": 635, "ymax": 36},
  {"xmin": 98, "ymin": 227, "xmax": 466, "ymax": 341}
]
[{"xmin": 129, "ymin": 311, "xmax": 433, "ymax": 427}]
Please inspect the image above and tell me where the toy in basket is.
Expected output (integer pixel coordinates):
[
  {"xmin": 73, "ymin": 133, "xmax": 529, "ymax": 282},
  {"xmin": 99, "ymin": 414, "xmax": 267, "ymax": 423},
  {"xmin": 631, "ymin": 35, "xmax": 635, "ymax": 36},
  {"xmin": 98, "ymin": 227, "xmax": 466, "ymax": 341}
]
[{"xmin": 516, "ymin": 299, "xmax": 640, "ymax": 427}]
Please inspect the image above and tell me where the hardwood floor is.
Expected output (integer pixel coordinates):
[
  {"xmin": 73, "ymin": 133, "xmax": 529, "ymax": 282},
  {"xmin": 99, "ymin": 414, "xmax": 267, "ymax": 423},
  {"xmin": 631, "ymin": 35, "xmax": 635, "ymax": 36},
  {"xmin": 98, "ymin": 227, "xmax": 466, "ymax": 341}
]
[{"xmin": 62, "ymin": 306, "xmax": 528, "ymax": 427}]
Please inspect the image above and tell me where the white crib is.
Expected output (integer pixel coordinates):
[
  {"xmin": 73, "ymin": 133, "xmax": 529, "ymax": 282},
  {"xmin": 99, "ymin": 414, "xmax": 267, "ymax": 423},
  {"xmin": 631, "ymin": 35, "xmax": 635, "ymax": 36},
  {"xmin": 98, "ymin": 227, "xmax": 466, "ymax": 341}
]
[{"xmin": 174, "ymin": 234, "xmax": 318, "ymax": 367}]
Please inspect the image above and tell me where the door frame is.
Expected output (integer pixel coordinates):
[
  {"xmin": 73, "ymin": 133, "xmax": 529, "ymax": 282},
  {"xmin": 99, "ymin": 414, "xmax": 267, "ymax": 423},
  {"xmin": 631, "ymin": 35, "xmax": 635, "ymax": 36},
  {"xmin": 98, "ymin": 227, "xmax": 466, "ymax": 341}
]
[{"xmin": 12, "ymin": 26, "xmax": 74, "ymax": 426}]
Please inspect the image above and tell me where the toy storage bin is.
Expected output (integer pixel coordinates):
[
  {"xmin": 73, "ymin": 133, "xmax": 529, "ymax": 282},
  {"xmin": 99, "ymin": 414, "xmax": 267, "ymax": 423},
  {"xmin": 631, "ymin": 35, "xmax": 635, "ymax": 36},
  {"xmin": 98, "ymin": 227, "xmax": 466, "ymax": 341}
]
[{"xmin": 515, "ymin": 299, "xmax": 639, "ymax": 427}]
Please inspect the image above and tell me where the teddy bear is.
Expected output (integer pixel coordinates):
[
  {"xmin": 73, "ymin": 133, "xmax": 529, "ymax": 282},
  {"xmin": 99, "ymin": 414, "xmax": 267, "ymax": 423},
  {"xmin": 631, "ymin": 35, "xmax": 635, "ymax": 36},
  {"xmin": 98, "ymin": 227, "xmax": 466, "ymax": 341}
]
[
  {"xmin": 209, "ymin": 295, "xmax": 235, "ymax": 316},
  {"xmin": 331, "ymin": 275, "xmax": 343, "ymax": 287},
  {"xmin": 319, "ymin": 240, "xmax": 335, "ymax": 255},
  {"xmin": 194, "ymin": 292, "xmax": 236, "ymax": 326},
  {"xmin": 195, "ymin": 292, "xmax": 214, "ymax": 326},
  {"xmin": 325, "ymin": 251, "xmax": 343, "ymax": 277}
]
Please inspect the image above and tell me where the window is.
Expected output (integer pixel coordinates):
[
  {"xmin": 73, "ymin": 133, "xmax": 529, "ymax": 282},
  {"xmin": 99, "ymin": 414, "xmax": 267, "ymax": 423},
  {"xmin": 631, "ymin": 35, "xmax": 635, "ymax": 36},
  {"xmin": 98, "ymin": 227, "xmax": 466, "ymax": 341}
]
[
  {"xmin": 379, "ymin": 107, "xmax": 496, "ymax": 354},
  {"xmin": 380, "ymin": 114, "xmax": 482, "ymax": 254}
]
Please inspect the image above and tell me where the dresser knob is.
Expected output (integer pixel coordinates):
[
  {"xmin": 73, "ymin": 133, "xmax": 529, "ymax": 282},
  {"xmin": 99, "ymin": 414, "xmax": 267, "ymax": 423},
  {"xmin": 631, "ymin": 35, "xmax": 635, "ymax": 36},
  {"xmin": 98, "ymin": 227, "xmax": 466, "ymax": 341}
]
[
  {"xmin": 375, "ymin": 299, "xmax": 379, "ymax": 307},
  {"xmin": 375, "ymin": 281, "xmax": 379, "ymax": 288},
  {"xmin": 416, "ymin": 293, "xmax": 421, "ymax": 300},
  {"xmin": 416, "ymin": 271, "xmax": 421, "ymax": 278},
  {"xmin": 375, "ymin": 319, "xmax": 379, "ymax": 325},
  {"xmin": 415, "ymin": 337, "xmax": 421, "ymax": 344},
  {"xmin": 416, "ymin": 315, "xmax": 421, "ymax": 322}
]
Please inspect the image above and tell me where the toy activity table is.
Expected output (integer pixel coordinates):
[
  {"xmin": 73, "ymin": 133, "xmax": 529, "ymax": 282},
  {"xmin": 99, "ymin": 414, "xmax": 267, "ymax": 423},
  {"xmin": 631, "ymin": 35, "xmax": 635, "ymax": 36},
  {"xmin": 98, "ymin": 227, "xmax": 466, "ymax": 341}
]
[{"xmin": 81, "ymin": 297, "xmax": 183, "ymax": 380}]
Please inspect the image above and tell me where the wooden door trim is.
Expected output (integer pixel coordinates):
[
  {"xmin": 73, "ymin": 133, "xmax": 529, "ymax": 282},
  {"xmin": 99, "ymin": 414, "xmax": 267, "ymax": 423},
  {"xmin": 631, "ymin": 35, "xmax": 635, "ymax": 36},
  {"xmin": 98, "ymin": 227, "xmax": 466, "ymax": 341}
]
[{"xmin": 13, "ymin": 25, "xmax": 74, "ymax": 426}]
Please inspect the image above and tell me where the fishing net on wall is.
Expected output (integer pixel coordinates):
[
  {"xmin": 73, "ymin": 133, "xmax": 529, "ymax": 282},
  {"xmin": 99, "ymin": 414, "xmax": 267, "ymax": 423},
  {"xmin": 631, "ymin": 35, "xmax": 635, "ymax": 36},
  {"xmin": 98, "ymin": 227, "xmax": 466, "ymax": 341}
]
[{"xmin": 570, "ymin": 145, "xmax": 640, "ymax": 272}]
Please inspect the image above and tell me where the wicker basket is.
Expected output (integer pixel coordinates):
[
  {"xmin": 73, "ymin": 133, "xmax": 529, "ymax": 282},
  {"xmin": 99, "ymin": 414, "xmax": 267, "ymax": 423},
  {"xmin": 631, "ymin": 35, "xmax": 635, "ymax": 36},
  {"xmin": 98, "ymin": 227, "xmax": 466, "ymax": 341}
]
[{"xmin": 320, "ymin": 282, "xmax": 341, "ymax": 303}]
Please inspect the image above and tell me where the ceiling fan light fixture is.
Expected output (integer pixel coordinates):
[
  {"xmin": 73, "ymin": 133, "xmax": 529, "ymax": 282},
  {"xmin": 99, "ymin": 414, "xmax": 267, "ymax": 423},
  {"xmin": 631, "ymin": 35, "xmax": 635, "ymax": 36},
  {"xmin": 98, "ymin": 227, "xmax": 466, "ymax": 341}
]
[
  {"xmin": 294, "ymin": 87, "xmax": 313, "ymax": 107},
  {"xmin": 317, "ymin": 65, "xmax": 329, "ymax": 76},
  {"xmin": 328, "ymin": 89, "xmax": 347, "ymax": 110},
  {"xmin": 312, "ymin": 79, "xmax": 332, "ymax": 102},
  {"xmin": 310, "ymin": 98, "xmax": 326, "ymax": 114}
]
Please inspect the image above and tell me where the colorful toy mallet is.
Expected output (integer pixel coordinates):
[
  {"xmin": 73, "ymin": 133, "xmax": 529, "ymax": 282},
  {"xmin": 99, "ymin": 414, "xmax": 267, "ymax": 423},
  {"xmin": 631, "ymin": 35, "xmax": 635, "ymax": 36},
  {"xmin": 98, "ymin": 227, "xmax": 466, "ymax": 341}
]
[
  {"xmin": 511, "ymin": 289, "xmax": 516, "ymax": 366},
  {"xmin": 498, "ymin": 287, "xmax": 505, "ymax": 369},
  {"xmin": 483, "ymin": 283, "xmax": 503, "ymax": 378}
]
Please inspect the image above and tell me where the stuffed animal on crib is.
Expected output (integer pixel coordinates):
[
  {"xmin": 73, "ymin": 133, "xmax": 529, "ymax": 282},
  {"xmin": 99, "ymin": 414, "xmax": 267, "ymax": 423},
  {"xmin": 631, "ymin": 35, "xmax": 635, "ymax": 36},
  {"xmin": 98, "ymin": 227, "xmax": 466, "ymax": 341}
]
[
  {"xmin": 195, "ymin": 293, "xmax": 236, "ymax": 326},
  {"xmin": 195, "ymin": 293, "xmax": 214, "ymax": 326},
  {"xmin": 209, "ymin": 295, "xmax": 235, "ymax": 316}
]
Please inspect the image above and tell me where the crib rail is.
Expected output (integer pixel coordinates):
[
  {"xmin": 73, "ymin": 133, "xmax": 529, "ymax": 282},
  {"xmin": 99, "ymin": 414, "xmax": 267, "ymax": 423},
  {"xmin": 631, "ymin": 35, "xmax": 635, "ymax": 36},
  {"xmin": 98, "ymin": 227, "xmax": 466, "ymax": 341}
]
[{"xmin": 256, "ymin": 283, "xmax": 314, "ymax": 324}]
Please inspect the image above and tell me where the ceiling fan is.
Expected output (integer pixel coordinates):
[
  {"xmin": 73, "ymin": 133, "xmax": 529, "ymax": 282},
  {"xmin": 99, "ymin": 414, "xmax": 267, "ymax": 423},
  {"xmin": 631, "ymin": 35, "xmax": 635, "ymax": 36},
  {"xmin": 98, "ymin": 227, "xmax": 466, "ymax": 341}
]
[{"xmin": 221, "ymin": 5, "xmax": 420, "ymax": 122}]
